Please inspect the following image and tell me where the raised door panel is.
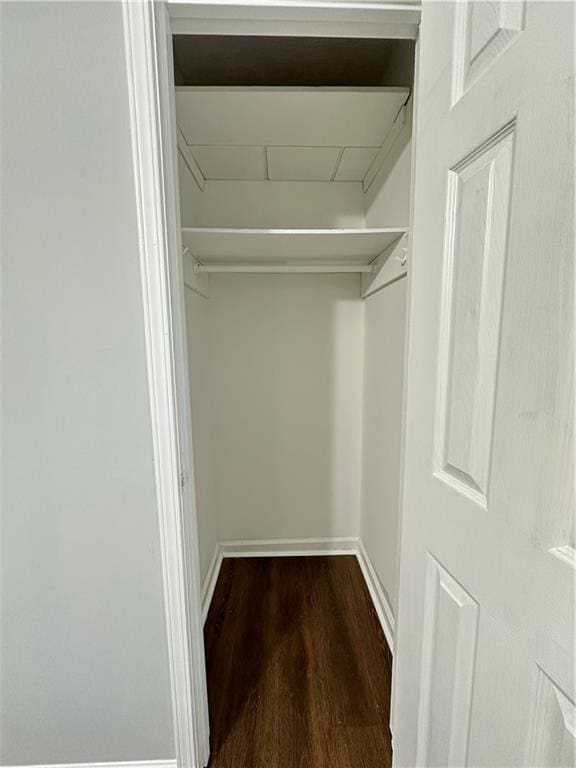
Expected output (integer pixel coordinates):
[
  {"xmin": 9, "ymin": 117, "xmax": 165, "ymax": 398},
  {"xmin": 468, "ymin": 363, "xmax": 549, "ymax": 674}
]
[
  {"xmin": 453, "ymin": 0, "xmax": 525, "ymax": 102},
  {"xmin": 435, "ymin": 124, "xmax": 514, "ymax": 507},
  {"xmin": 416, "ymin": 556, "xmax": 479, "ymax": 767},
  {"xmin": 526, "ymin": 669, "xmax": 575, "ymax": 767}
]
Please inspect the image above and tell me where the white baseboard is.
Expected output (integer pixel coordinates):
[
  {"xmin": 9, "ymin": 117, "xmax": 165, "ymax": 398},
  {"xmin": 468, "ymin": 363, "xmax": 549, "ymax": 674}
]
[
  {"xmin": 4, "ymin": 761, "xmax": 176, "ymax": 768},
  {"xmin": 355, "ymin": 539, "xmax": 395, "ymax": 653},
  {"xmin": 200, "ymin": 537, "xmax": 395, "ymax": 656},
  {"xmin": 14, "ymin": 546, "xmax": 393, "ymax": 768},
  {"xmin": 219, "ymin": 536, "xmax": 359, "ymax": 557},
  {"xmin": 201, "ymin": 543, "xmax": 223, "ymax": 622},
  {"xmin": 201, "ymin": 538, "xmax": 358, "ymax": 623}
]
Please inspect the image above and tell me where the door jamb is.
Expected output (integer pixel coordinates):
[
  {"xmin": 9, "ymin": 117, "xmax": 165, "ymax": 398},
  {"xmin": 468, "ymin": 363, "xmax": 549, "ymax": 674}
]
[
  {"xmin": 389, "ymin": 29, "xmax": 420, "ymax": 749},
  {"xmin": 123, "ymin": 2, "xmax": 421, "ymax": 766},
  {"xmin": 122, "ymin": 4, "xmax": 209, "ymax": 767}
]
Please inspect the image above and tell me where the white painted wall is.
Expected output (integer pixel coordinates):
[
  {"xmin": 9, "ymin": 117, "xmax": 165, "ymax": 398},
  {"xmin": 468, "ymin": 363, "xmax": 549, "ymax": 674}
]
[
  {"xmin": 184, "ymin": 283, "xmax": 218, "ymax": 581},
  {"xmin": 209, "ymin": 275, "xmax": 364, "ymax": 541},
  {"xmin": 360, "ymin": 134, "xmax": 412, "ymax": 616},
  {"xmin": 178, "ymin": 167, "xmax": 365, "ymax": 229},
  {"xmin": 1, "ymin": 3, "xmax": 174, "ymax": 763},
  {"xmin": 365, "ymin": 133, "xmax": 412, "ymax": 229},
  {"xmin": 360, "ymin": 279, "xmax": 407, "ymax": 615}
]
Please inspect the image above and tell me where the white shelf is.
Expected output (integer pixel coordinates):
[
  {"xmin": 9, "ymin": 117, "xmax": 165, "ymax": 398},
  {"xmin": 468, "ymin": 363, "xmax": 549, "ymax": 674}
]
[
  {"xmin": 176, "ymin": 87, "xmax": 410, "ymax": 149},
  {"xmin": 181, "ymin": 227, "xmax": 407, "ymax": 266}
]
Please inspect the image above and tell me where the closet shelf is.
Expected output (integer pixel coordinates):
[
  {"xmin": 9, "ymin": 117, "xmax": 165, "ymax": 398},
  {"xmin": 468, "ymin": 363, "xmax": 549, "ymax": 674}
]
[{"xmin": 181, "ymin": 227, "xmax": 407, "ymax": 266}]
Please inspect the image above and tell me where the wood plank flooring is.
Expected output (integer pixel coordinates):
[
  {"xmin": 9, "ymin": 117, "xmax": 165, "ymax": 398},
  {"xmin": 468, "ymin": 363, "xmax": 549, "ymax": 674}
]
[{"xmin": 204, "ymin": 556, "xmax": 393, "ymax": 768}]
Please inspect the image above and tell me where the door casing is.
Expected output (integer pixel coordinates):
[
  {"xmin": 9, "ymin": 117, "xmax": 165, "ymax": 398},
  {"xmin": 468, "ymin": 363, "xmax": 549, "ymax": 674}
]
[{"xmin": 122, "ymin": 2, "xmax": 422, "ymax": 765}]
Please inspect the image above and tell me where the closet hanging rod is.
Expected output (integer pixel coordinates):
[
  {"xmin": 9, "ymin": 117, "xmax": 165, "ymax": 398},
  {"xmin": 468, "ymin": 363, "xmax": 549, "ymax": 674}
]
[{"xmin": 193, "ymin": 264, "xmax": 376, "ymax": 274}]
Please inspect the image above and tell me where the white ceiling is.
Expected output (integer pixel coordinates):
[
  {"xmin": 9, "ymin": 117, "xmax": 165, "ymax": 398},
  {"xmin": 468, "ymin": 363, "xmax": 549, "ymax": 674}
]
[
  {"xmin": 175, "ymin": 87, "xmax": 409, "ymax": 183},
  {"xmin": 267, "ymin": 146, "xmax": 341, "ymax": 181},
  {"xmin": 334, "ymin": 147, "xmax": 380, "ymax": 181},
  {"xmin": 191, "ymin": 145, "xmax": 267, "ymax": 180}
]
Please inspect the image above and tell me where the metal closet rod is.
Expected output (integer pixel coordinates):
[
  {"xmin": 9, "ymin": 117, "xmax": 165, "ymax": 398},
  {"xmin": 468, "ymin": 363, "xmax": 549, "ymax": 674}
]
[{"xmin": 192, "ymin": 264, "xmax": 376, "ymax": 274}]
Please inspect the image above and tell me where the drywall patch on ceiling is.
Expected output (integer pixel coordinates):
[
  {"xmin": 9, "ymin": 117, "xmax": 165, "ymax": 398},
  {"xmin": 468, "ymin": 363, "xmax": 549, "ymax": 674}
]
[{"xmin": 175, "ymin": 87, "xmax": 408, "ymax": 183}]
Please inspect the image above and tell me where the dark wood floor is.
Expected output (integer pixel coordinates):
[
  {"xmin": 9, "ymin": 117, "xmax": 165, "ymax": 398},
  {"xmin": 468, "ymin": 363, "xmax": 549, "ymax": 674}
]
[{"xmin": 204, "ymin": 556, "xmax": 393, "ymax": 768}]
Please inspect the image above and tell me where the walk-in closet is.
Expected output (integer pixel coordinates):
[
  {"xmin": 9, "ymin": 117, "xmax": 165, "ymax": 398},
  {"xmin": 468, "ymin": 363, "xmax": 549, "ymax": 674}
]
[{"xmin": 175, "ymin": 34, "xmax": 415, "ymax": 766}]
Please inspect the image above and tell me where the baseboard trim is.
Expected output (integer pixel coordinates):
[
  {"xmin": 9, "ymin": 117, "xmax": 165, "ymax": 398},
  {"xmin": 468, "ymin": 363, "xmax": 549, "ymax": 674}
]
[
  {"xmin": 13, "ymin": 546, "xmax": 393, "ymax": 768},
  {"xmin": 3, "ymin": 761, "xmax": 177, "ymax": 768},
  {"xmin": 219, "ymin": 537, "xmax": 359, "ymax": 558},
  {"xmin": 201, "ymin": 543, "xmax": 223, "ymax": 622},
  {"xmin": 200, "ymin": 537, "xmax": 395, "ymax": 655},
  {"xmin": 355, "ymin": 539, "xmax": 395, "ymax": 653}
]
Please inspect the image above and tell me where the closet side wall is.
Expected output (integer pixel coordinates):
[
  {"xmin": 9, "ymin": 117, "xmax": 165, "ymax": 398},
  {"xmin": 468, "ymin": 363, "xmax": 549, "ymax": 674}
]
[
  {"xmin": 360, "ymin": 127, "xmax": 412, "ymax": 618},
  {"xmin": 365, "ymin": 132, "xmax": 411, "ymax": 229},
  {"xmin": 1, "ymin": 3, "xmax": 174, "ymax": 762},
  {"xmin": 179, "ymin": 157, "xmax": 219, "ymax": 582},
  {"xmin": 361, "ymin": 280, "xmax": 407, "ymax": 615},
  {"xmin": 210, "ymin": 274, "xmax": 363, "ymax": 542},
  {"xmin": 184, "ymin": 284, "xmax": 218, "ymax": 582}
]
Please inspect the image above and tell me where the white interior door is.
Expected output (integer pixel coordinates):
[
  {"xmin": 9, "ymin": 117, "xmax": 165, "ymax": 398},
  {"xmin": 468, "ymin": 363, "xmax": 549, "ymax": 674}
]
[{"xmin": 394, "ymin": 2, "xmax": 574, "ymax": 766}]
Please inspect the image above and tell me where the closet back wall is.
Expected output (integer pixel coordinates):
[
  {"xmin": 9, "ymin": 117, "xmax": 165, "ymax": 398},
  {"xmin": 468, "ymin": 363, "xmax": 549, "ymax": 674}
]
[
  {"xmin": 178, "ymin": 159, "xmax": 366, "ymax": 229},
  {"xmin": 210, "ymin": 274, "xmax": 363, "ymax": 543}
]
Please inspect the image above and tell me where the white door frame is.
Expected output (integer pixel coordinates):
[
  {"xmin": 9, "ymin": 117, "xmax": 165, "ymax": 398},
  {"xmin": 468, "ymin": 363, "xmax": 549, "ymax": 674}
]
[
  {"xmin": 122, "ymin": 4, "xmax": 210, "ymax": 767},
  {"xmin": 122, "ymin": 2, "xmax": 421, "ymax": 766}
]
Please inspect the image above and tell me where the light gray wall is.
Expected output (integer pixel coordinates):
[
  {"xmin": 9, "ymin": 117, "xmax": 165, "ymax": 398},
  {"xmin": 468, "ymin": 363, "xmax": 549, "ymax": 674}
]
[{"xmin": 1, "ymin": 2, "xmax": 174, "ymax": 763}]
